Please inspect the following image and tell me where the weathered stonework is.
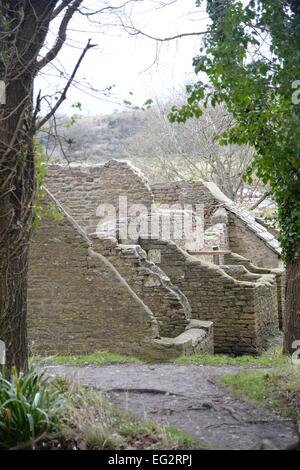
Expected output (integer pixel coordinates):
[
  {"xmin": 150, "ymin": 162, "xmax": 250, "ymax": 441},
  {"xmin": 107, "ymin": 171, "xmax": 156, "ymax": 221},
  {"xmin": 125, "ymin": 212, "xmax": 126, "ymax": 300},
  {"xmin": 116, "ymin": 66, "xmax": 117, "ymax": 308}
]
[
  {"xmin": 45, "ymin": 161, "xmax": 153, "ymax": 237},
  {"xmin": 227, "ymin": 212, "xmax": 280, "ymax": 268},
  {"xmin": 46, "ymin": 161, "xmax": 281, "ymax": 269},
  {"xmin": 27, "ymin": 160, "xmax": 284, "ymax": 358},
  {"xmin": 90, "ymin": 235, "xmax": 191, "ymax": 338},
  {"xmin": 152, "ymin": 181, "xmax": 220, "ymax": 228},
  {"xmin": 153, "ymin": 320, "xmax": 214, "ymax": 359},
  {"xmin": 140, "ymin": 239, "xmax": 279, "ymax": 354},
  {"xmin": 28, "ymin": 192, "xmax": 211, "ymax": 359},
  {"xmin": 224, "ymin": 252, "xmax": 285, "ymax": 330},
  {"xmin": 152, "ymin": 180, "xmax": 281, "ymax": 269},
  {"xmin": 28, "ymin": 196, "xmax": 159, "ymax": 358}
]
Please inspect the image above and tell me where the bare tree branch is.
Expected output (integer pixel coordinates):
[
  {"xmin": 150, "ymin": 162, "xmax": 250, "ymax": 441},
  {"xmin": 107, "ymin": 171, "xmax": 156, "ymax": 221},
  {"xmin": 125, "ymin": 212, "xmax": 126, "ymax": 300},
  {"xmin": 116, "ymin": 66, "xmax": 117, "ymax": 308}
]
[
  {"xmin": 52, "ymin": 0, "xmax": 74, "ymax": 19},
  {"xmin": 117, "ymin": 23, "xmax": 207, "ymax": 42},
  {"xmin": 78, "ymin": 0, "xmax": 140, "ymax": 17},
  {"xmin": 37, "ymin": 0, "xmax": 84, "ymax": 71},
  {"xmin": 36, "ymin": 38, "xmax": 96, "ymax": 130},
  {"xmin": 248, "ymin": 191, "xmax": 271, "ymax": 211}
]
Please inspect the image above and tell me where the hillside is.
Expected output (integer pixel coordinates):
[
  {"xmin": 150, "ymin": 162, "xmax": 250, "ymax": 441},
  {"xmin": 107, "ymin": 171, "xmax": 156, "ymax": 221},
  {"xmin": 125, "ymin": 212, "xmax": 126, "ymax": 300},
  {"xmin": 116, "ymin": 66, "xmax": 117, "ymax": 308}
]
[
  {"xmin": 39, "ymin": 108, "xmax": 270, "ymax": 207},
  {"xmin": 39, "ymin": 111, "xmax": 148, "ymax": 164}
]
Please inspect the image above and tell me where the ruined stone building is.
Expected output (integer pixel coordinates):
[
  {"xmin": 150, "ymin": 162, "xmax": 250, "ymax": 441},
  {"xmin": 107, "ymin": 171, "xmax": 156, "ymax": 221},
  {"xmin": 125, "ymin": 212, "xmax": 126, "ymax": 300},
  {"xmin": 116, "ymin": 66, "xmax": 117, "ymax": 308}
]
[{"xmin": 28, "ymin": 160, "xmax": 284, "ymax": 359}]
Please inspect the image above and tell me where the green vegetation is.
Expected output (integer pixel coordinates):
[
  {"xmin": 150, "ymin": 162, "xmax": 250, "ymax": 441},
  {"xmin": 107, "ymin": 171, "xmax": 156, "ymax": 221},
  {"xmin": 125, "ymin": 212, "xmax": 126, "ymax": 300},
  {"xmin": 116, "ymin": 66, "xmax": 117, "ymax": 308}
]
[
  {"xmin": 32, "ymin": 139, "xmax": 47, "ymax": 230},
  {"xmin": 32, "ymin": 139, "xmax": 63, "ymax": 230},
  {"xmin": 0, "ymin": 367, "xmax": 66, "ymax": 449},
  {"xmin": 0, "ymin": 367, "xmax": 201, "ymax": 450},
  {"xmin": 36, "ymin": 351, "xmax": 143, "ymax": 366},
  {"xmin": 171, "ymin": 0, "xmax": 300, "ymax": 264},
  {"xmin": 175, "ymin": 352, "xmax": 289, "ymax": 368},
  {"xmin": 220, "ymin": 365, "xmax": 300, "ymax": 419},
  {"xmin": 38, "ymin": 350, "xmax": 290, "ymax": 369}
]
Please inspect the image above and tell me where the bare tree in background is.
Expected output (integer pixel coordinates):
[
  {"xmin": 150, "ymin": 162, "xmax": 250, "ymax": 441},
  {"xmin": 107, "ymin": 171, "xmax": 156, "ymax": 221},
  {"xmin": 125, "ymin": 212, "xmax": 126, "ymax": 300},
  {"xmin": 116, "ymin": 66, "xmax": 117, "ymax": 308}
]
[{"xmin": 124, "ymin": 100, "xmax": 256, "ymax": 201}]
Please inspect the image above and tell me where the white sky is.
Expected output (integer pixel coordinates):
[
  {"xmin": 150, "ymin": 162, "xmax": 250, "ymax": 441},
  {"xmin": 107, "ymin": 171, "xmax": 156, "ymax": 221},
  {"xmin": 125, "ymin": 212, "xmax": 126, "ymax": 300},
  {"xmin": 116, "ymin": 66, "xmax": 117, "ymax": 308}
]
[{"xmin": 35, "ymin": 0, "xmax": 209, "ymax": 115}]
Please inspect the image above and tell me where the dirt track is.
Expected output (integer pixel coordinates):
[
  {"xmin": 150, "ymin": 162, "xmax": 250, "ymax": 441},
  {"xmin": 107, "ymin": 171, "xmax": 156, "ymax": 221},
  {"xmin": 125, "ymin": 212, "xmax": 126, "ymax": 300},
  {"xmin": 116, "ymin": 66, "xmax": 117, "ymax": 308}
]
[{"xmin": 48, "ymin": 363, "xmax": 298, "ymax": 450}]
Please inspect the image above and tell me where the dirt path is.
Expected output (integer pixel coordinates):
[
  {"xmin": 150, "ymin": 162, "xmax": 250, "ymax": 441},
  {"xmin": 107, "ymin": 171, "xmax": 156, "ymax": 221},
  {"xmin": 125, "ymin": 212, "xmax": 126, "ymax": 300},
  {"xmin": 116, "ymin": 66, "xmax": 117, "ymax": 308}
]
[{"xmin": 48, "ymin": 363, "xmax": 298, "ymax": 450}]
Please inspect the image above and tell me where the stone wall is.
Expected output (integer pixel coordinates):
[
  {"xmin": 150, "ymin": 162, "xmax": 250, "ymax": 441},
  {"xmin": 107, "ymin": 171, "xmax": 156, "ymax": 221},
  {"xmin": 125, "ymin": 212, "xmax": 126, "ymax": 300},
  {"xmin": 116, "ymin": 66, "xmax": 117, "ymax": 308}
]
[
  {"xmin": 140, "ymin": 239, "xmax": 279, "ymax": 354},
  {"xmin": 45, "ymin": 160, "xmax": 154, "ymax": 236},
  {"xmin": 205, "ymin": 208, "xmax": 230, "ymax": 251},
  {"xmin": 28, "ymin": 193, "xmax": 213, "ymax": 360},
  {"xmin": 37, "ymin": 160, "xmax": 283, "ymax": 357},
  {"xmin": 227, "ymin": 213, "xmax": 280, "ymax": 268},
  {"xmin": 91, "ymin": 235, "xmax": 191, "ymax": 338},
  {"xmin": 152, "ymin": 179, "xmax": 281, "ymax": 269},
  {"xmin": 255, "ymin": 216, "xmax": 280, "ymax": 238},
  {"xmin": 224, "ymin": 252, "xmax": 285, "ymax": 330},
  {"xmin": 28, "ymin": 198, "xmax": 160, "ymax": 358},
  {"xmin": 46, "ymin": 162, "xmax": 281, "ymax": 269},
  {"xmin": 152, "ymin": 181, "xmax": 220, "ymax": 228}
]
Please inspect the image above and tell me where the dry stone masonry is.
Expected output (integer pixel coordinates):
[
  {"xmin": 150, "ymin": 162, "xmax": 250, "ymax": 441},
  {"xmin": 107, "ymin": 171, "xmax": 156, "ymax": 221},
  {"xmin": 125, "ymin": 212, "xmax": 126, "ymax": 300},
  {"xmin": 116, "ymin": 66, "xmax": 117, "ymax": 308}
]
[
  {"xmin": 140, "ymin": 239, "xmax": 279, "ymax": 354},
  {"xmin": 28, "ymin": 160, "xmax": 284, "ymax": 359}
]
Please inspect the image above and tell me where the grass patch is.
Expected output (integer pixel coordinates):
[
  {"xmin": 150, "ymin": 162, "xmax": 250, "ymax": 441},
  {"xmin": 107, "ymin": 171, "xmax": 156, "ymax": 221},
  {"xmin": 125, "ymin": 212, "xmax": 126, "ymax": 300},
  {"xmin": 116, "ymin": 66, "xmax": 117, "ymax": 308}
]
[
  {"xmin": 220, "ymin": 365, "xmax": 300, "ymax": 420},
  {"xmin": 37, "ymin": 347, "xmax": 290, "ymax": 369},
  {"xmin": 174, "ymin": 351, "xmax": 289, "ymax": 368},
  {"xmin": 111, "ymin": 411, "xmax": 201, "ymax": 450},
  {"xmin": 36, "ymin": 351, "xmax": 143, "ymax": 367}
]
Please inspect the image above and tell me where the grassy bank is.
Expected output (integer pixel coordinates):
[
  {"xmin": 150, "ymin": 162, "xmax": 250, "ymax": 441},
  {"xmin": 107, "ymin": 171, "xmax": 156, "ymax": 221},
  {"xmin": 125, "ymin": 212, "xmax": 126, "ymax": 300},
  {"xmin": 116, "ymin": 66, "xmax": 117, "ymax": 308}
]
[
  {"xmin": 175, "ymin": 351, "xmax": 289, "ymax": 368},
  {"xmin": 220, "ymin": 365, "xmax": 300, "ymax": 420},
  {"xmin": 36, "ymin": 351, "xmax": 143, "ymax": 367}
]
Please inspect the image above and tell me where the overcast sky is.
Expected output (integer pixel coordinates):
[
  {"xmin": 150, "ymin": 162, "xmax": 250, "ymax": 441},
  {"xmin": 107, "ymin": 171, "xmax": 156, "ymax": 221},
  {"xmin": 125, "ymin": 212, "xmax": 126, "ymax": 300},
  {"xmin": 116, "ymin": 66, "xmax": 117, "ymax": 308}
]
[{"xmin": 35, "ymin": 0, "xmax": 209, "ymax": 116}]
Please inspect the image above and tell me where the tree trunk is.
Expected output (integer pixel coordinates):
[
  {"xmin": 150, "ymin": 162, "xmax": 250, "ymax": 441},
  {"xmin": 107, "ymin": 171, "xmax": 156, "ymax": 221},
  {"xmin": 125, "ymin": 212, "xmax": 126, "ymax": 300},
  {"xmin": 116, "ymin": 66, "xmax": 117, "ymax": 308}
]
[
  {"xmin": 0, "ymin": 77, "xmax": 35, "ymax": 372},
  {"xmin": 0, "ymin": 245, "xmax": 30, "ymax": 372},
  {"xmin": 0, "ymin": 1, "xmax": 58, "ymax": 371},
  {"xmin": 284, "ymin": 256, "xmax": 300, "ymax": 355},
  {"xmin": 0, "ymin": 76, "xmax": 35, "ymax": 370}
]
